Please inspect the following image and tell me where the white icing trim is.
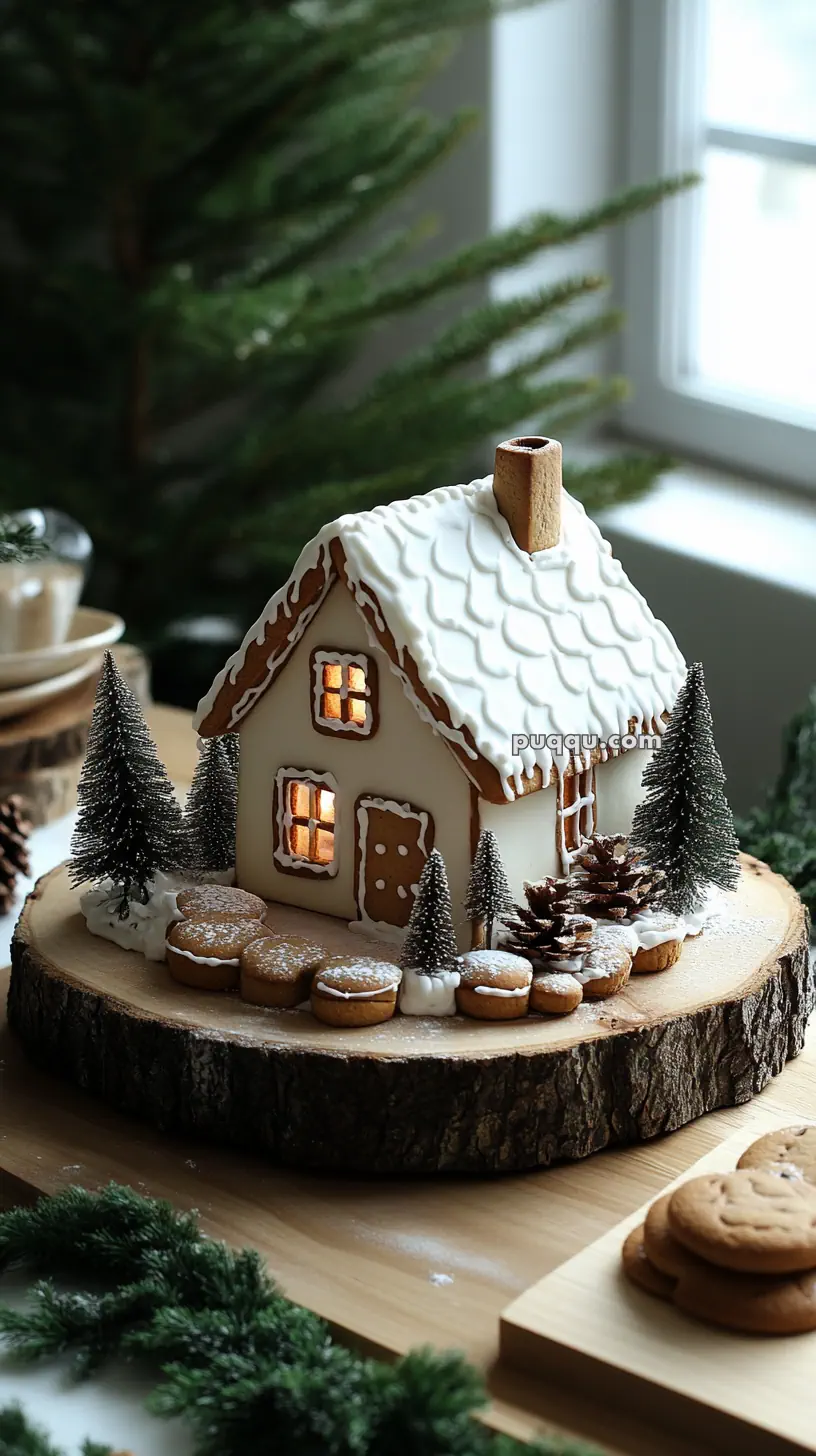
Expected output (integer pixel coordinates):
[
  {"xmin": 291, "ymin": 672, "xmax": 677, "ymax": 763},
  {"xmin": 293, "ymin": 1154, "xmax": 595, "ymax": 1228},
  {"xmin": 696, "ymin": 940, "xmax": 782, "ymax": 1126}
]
[
  {"xmin": 166, "ymin": 943, "xmax": 241, "ymax": 967},
  {"xmin": 274, "ymin": 767, "xmax": 339, "ymax": 877},
  {"xmin": 549, "ymin": 956, "xmax": 584, "ymax": 973},
  {"xmin": 556, "ymin": 757, "xmax": 596, "ymax": 876},
  {"xmin": 315, "ymin": 980, "xmax": 399, "ymax": 1000},
  {"xmin": 194, "ymin": 478, "xmax": 685, "ymax": 798},
  {"xmin": 472, "ymin": 983, "xmax": 530, "ymax": 997},
  {"xmin": 312, "ymin": 649, "xmax": 375, "ymax": 736},
  {"xmin": 354, "ymin": 796, "xmax": 430, "ymax": 941}
]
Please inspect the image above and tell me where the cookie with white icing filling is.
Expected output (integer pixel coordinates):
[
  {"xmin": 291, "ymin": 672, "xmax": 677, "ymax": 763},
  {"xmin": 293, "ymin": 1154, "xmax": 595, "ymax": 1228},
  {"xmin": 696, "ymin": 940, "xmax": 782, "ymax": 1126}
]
[
  {"xmin": 574, "ymin": 937, "xmax": 631, "ymax": 1000},
  {"xmin": 176, "ymin": 884, "xmax": 267, "ymax": 924},
  {"xmin": 240, "ymin": 934, "xmax": 326, "ymax": 1008},
  {"xmin": 455, "ymin": 950, "xmax": 532, "ymax": 1020},
  {"xmin": 529, "ymin": 971, "xmax": 583, "ymax": 1016},
  {"xmin": 166, "ymin": 918, "xmax": 271, "ymax": 991},
  {"xmin": 311, "ymin": 956, "xmax": 401, "ymax": 1027}
]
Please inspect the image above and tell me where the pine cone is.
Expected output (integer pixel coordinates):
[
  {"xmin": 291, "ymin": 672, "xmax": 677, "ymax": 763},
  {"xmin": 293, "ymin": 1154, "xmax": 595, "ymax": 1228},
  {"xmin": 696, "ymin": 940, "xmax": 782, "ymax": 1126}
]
[
  {"xmin": 0, "ymin": 794, "xmax": 31, "ymax": 913},
  {"xmin": 572, "ymin": 833, "xmax": 665, "ymax": 922},
  {"xmin": 502, "ymin": 877, "xmax": 594, "ymax": 967}
]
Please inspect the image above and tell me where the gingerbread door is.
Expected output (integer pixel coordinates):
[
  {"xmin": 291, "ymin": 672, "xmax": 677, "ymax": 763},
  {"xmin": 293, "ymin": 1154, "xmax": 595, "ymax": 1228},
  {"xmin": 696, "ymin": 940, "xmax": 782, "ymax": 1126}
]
[{"xmin": 354, "ymin": 795, "xmax": 434, "ymax": 934}]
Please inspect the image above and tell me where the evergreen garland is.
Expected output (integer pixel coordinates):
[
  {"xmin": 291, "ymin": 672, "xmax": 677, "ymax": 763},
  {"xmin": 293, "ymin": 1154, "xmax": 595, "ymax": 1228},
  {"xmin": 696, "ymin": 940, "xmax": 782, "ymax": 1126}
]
[
  {"xmin": 0, "ymin": 1185, "xmax": 596, "ymax": 1456},
  {"xmin": 0, "ymin": 1406, "xmax": 112, "ymax": 1456},
  {"xmin": 183, "ymin": 738, "xmax": 238, "ymax": 874},
  {"xmin": 464, "ymin": 829, "xmax": 513, "ymax": 948},
  {"xmin": 70, "ymin": 652, "xmax": 186, "ymax": 914},
  {"xmin": 400, "ymin": 848, "xmax": 459, "ymax": 973},
  {"xmin": 737, "ymin": 686, "xmax": 816, "ymax": 918},
  {"xmin": 0, "ymin": 2, "xmax": 693, "ymax": 703},
  {"xmin": 631, "ymin": 663, "xmax": 740, "ymax": 914}
]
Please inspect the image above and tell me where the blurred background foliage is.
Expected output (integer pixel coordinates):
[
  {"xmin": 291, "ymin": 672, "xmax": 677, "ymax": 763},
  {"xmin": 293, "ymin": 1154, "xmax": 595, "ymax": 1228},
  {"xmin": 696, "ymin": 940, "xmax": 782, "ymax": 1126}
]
[{"xmin": 0, "ymin": 0, "xmax": 692, "ymax": 704}]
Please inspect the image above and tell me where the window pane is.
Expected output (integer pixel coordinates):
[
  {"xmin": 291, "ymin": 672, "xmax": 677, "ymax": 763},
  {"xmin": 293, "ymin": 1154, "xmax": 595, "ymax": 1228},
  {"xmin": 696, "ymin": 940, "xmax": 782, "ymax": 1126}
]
[
  {"xmin": 322, "ymin": 663, "xmax": 342, "ymax": 689},
  {"xmin": 315, "ymin": 828, "xmax": 335, "ymax": 863},
  {"xmin": 348, "ymin": 697, "xmax": 367, "ymax": 726},
  {"xmin": 322, "ymin": 690, "xmax": 342, "ymax": 720},
  {"xmin": 347, "ymin": 664, "xmax": 366, "ymax": 693},
  {"xmin": 291, "ymin": 823, "xmax": 310, "ymax": 857},
  {"xmin": 690, "ymin": 148, "xmax": 816, "ymax": 416},
  {"xmin": 707, "ymin": 0, "xmax": 816, "ymax": 143},
  {"xmin": 290, "ymin": 781, "xmax": 311, "ymax": 819},
  {"xmin": 317, "ymin": 788, "xmax": 335, "ymax": 825}
]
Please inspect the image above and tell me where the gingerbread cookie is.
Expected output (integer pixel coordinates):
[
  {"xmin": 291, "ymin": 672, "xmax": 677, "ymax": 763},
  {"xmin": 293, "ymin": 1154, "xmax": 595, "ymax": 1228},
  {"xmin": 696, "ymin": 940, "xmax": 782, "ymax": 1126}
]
[
  {"xmin": 176, "ymin": 884, "xmax": 266, "ymax": 923},
  {"xmin": 240, "ymin": 935, "xmax": 325, "ymax": 1008},
  {"xmin": 621, "ymin": 1224, "xmax": 675, "ymax": 1301},
  {"xmin": 668, "ymin": 1169, "xmax": 816, "ymax": 1274},
  {"xmin": 575, "ymin": 940, "xmax": 631, "ymax": 1000},
  {"xmin": 738, "ymin": 1125, "xmax": 816, "ymax": 1186},
  {"xmin": 455, "ymin": 950, "xmax": 532, "ymax": 1020},
  {"xmin": 643, "ymin": 1193, "xmax": 706, "ymax": 1280},
  {"xmin": 674, "ymin": 1263, "xmax": 816, "ymax": 1335},
  {"xmin": 166, "ymin": 918, "xmax": 270, "ymax": 991},
  {"xmin": 631, "ymin": 920, "xmax": 682, "ymax": 973},
  {"xmin": 529, "ymin": 971, "xmax": 583, "ymax": 1016},
  {"xmin": 311, "ymin": 957, "xmax": 401, "ymax": 1027}
]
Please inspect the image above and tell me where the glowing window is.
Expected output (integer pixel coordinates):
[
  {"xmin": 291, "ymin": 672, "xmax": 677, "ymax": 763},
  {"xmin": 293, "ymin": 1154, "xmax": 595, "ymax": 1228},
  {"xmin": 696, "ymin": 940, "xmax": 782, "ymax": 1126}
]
[
  {"xmin": 274, "ymin": 769, "xmax": 338, "ymax": 876},
  {"xmin": 310, "ymin": 650, "xmax": 376, "ymax": 737}
]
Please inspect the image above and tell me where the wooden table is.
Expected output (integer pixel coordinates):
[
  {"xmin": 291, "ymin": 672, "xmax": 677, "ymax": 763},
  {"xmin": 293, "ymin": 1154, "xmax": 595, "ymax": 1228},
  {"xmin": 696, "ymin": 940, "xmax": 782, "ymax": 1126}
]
[{"xmin": 1, "ymin": 705, "xmax": 814, "ymax": 1456}]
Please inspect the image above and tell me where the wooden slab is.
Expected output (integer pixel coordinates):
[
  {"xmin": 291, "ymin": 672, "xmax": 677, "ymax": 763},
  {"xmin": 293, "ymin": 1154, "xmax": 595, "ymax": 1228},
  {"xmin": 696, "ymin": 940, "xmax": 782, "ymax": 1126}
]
[
  {"xmin": 500, "ymin": 1123, "xmax": 816, "ymax": 1455},
  {"xmin": 6, "ymin": 854, "xmax": 811, "ymax": 1174}
]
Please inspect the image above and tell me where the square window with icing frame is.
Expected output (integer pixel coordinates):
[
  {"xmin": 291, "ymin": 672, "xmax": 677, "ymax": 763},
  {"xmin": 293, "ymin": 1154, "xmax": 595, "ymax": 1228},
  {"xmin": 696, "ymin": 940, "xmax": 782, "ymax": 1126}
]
[
  {"xmin": 273, "ymin": 768, "xmax": 339, "ymax": 877},
  {"xmin": 310, "ymin": 649, "xmax": 378, "ymax": 738}
]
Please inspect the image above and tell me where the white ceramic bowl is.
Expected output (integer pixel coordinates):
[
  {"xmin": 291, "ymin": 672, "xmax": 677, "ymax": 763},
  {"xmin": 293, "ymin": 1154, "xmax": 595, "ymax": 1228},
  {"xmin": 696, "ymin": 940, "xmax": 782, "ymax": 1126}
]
[{"xmin": 0, "ymin": 606, "xmax": 125, "ymax": 689}]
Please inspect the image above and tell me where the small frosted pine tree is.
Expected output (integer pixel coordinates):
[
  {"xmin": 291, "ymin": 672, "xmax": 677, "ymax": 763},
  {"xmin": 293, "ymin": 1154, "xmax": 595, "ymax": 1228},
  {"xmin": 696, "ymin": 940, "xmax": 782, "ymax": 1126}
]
[
  {"xmin": 464, "ymin": 829, "xmax": 513, "ymax": 948},
  {"xmin": 400, "ymin": 849, "xmax": 458, "ymax": 973},
  {"xmin": 221, "ymin": 733, "xmax": 240, "ymax": 777},
  {"xmin": 183, "ymin": 739, "xmax": 238, "ymax": 874},
  {"xmin": 70, "ymin": 652, "xmax": 185, "ymax": 914},
  {"xmin": 631, "ymin": 661, "xmax": 740, "ymax": 913}
]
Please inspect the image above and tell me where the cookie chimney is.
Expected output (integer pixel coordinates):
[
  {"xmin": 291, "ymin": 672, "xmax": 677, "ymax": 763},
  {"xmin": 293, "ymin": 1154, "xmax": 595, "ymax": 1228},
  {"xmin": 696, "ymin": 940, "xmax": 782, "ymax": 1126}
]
[{"xmin": 492, "ymin": 436, "xmax": 562, "ymax": 552}]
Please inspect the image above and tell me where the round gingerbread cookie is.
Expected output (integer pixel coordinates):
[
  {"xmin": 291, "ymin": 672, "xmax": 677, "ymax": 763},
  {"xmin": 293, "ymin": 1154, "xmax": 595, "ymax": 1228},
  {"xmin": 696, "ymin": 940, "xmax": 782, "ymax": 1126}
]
[
  {"xmin": 311, "ymin": 957, "xmax": 401, "ymax": 1028},
  {"xmin": 455, "ymin": 950, "xmax": 532, "ymax": 1021},
  {"xmin": 167, "ymin": 918, "xmax": 270, "ymax": 991},
  {"xmin": 176, "ymin": 884, "xmax": 267, "ymax": 923},
  {"xmin": 621, "ymin": 1225, "xmax": 675, "ymax": 1301},
  {"xmin": 738, "ymin": 1126, "xmax": 816, "ymax": 1186},
  {"xmin": 631, "ymin": 919, "xmax": 683, "ymax": 974},
  {"xmin": 668, "ymin": 1169, "xmax": 816, "ymax": 1274},
  {"xmin": 575, "ymin": 940, "xmax": 631, "ymax": 1001},
  {"xmin": 529, "ymin": 971, "xmax": 583, "ymax": 1016},
  {"xmin": 674, "ymin": 1263, "xmax": 816, "ymax": 1335},
  {"xmin": 643, "ymin": 1193, "xmax": 707, "ymax": 1280},
  {"xmin": 240, "ymin": 935, "xmax": 326, "ymax": 1009}
]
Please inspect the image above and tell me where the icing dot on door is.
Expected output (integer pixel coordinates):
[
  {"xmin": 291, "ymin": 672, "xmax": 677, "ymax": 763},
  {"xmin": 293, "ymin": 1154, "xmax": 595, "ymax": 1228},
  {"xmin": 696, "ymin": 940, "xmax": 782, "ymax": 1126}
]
[
  {"xmin": 375, "ymin": 878, "xmax": 386, "ymax": 891},
  {"xmin": 397, "ymin": 845, "xmax": 408, "ymax": 856},
  {"xmin": 397, "ymin": 886, "xmax": 407, "ymax": 899},
  {"xmin": 375, "ymin": 843, "xmax": 386, "ymax": 854}
]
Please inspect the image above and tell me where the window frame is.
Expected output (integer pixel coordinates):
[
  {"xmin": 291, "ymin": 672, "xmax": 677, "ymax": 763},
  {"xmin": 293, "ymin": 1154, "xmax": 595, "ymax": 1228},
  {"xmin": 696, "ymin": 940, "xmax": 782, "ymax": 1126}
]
[
  {"xmin": 273, "ymin": 767, "xmax": 340, "ymax": 878},
  {"xmin": 557, "ymin": 762, "xmax": 596, "ymax": 873},
  {"xmin": 622, "ymin": 0, "xmax": 816, "ymax": 489},
  {"xmin": 310, "ymin": 648, "xmax": 378, "ymax": 739}
]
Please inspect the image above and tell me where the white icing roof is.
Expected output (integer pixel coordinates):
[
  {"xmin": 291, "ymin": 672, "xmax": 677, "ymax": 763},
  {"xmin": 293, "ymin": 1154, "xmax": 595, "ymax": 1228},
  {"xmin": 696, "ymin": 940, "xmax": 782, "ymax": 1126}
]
[{"xmin": 196, "ymin": 477, "xmax": 686, "ymax": 797}]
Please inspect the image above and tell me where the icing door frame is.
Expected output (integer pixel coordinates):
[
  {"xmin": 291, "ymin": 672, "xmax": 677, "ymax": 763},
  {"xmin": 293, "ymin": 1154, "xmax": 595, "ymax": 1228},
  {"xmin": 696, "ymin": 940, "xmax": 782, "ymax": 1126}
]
[{"xmin": 353, "ymin": 794, "xmax": 434, "ymax": 939}]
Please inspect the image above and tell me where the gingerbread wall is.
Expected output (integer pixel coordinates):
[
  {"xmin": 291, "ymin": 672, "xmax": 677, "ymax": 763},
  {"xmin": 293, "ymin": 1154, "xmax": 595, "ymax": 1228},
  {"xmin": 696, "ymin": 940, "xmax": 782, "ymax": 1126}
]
[
  {"xmin": 478, "ymin": 746, "xmax": 652, "ymax": 901},
  {"xmin": 235, "ymin": 580, "xmax": 473, "ymax": 945}
]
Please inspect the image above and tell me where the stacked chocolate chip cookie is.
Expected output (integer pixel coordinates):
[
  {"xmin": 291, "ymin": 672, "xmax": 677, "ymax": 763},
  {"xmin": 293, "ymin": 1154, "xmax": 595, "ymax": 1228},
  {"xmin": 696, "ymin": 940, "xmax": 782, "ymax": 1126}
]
[{"xmin": 622, "ymin": 1126, "xmax": 816, "ymax": 1334}]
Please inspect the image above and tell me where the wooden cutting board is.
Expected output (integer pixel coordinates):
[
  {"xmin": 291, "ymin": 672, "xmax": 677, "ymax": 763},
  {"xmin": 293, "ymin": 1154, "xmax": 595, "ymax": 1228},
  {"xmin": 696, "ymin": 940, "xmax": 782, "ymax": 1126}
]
[{"xmin": 500, "ymin": 1123, "xmax": 816, "ymax": 1456}]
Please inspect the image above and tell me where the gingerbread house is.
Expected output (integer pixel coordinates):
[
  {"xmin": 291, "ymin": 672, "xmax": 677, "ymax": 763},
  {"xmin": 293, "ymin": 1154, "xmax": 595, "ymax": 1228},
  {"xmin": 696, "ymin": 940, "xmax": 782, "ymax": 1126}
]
[{"xmin": 195, "ymin": 437, "xmax": 686, "ymax": 948}]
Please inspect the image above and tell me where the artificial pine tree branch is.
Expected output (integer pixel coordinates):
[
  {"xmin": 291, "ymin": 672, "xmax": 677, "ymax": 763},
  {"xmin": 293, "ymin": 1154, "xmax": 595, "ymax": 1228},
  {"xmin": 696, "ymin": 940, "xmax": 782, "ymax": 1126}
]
[{"xmin": 0, "ymin": 1185, "xmax": 599, "ymax": 1456}]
